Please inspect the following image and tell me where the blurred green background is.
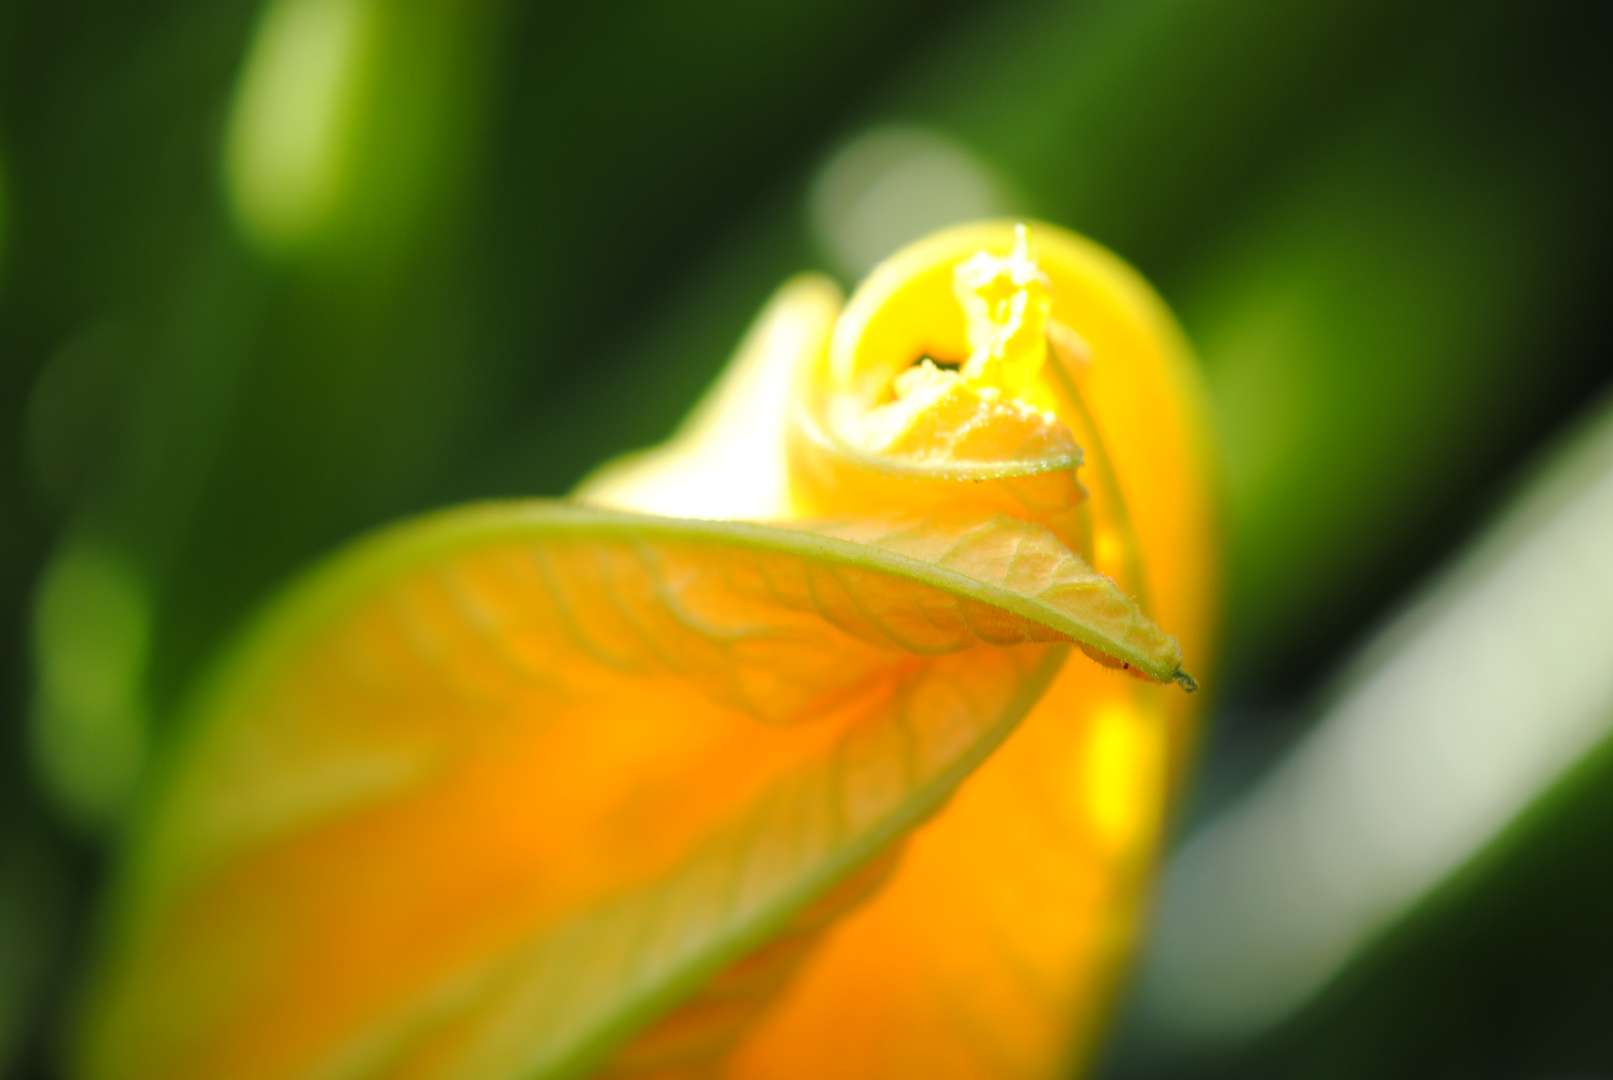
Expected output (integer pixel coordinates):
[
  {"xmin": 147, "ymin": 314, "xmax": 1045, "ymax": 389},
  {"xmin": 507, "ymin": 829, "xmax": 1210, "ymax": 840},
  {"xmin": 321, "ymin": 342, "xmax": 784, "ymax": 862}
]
[{"xmin": 2, "ymin": 0, "xmax": 1611, "ymax": 1076}]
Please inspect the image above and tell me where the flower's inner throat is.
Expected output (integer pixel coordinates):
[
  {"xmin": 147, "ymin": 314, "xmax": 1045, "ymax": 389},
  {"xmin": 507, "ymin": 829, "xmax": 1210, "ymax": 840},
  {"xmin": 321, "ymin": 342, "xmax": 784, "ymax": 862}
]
[{"xmin": 850, "ymin": 224, "xmax": 1073, "ymax": 469}]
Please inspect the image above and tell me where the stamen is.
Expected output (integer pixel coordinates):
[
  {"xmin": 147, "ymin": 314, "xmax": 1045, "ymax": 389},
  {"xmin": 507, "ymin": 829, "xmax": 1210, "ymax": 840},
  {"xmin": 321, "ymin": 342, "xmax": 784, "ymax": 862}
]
[
  {"xmin": 952, "ymin": 223, "xmax": 1053, "ymax": 402},
  {"xmin": 841, "ymin": 224, "xmax": 1073, "ymax": 469}
]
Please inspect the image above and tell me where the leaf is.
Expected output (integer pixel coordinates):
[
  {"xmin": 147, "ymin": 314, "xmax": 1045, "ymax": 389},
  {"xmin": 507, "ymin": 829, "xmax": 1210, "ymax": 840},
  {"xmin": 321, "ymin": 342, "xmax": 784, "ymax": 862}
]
[{"xmin": 78, "ymin": 502, "xmax": 1179, "ymax": 1080}]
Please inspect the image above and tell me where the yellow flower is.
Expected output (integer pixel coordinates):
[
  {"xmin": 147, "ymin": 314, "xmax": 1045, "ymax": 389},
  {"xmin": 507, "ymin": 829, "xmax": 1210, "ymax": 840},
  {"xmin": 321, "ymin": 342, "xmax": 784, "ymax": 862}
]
[{"xmin": 75, "ymin": 221, "xmax": 1216, "ymax": 1080}]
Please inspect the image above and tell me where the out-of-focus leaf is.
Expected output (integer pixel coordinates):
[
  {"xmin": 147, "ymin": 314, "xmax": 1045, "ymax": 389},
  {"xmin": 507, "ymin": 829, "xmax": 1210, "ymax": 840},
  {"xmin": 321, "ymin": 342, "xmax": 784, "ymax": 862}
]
[
  {"xmin": 29, "ymin": 540, "xmax": 150, "ymax": 828},
  {"xmin": 1126, "ymin": 388, "xmax": 1613, "ymax": 1067},
  {"xmin": 1180, "ymin": 0, "xmax": 1613, "ymax": 678},
  {"xmin": 0, "ymin": 817, "xmax": 70, "ymax": 1077}
]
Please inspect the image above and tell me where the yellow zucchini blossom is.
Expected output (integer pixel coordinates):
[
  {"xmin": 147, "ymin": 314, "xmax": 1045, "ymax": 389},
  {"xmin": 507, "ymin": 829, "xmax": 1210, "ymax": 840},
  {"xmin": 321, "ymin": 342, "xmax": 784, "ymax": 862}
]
[{"xmin": 76, "ymin": 221, "xmax": 1218, "ymax": 1080}]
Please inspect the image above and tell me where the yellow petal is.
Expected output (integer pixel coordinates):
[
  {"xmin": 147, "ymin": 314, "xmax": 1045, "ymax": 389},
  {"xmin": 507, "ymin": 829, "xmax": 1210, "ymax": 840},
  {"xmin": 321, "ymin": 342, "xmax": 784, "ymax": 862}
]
[
  {"xmin": 578, "ymin": 275, "xmax": 842, "ymax": 523},
  {"xmin": 77, "ymin": 500, "xmax": 1185, "ymax": 1080}
]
